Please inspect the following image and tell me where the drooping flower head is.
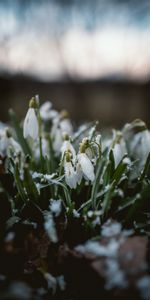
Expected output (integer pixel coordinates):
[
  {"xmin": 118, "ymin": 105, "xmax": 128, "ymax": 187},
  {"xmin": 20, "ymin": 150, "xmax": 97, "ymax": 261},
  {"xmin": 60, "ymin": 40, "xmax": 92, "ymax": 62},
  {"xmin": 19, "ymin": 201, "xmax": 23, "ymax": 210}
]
[
  {"xmin": 23, "ymin": 97, "xmax": 39, "ymax": 140},
  {"xmin": 77, "ymin": 137, "xmax": 95, "ymax": 182},
  {"xmin": 64, "ymin": 150, "xmax": 77, "ymax": 189},
  {"xmin": 111, "ymin": 131, "xmax": 127, "ymax": 168},
  {"xmin": 51, "ymin": 110, "xmax": 73, "ymax": 155},
  {"xmin": 123, "ymin": 119, "xmax": 150, "ymax": 171},
  {"xmin": 40, "ymin": 101, "xmax": 58, "ymax": 121},
  {"xmin": 0, "ymin": 127, "xmax": 22, "ymax": 158},
  {"xmin": 61, "ymin": 133, "xmax": 76, "ymax": 162}
]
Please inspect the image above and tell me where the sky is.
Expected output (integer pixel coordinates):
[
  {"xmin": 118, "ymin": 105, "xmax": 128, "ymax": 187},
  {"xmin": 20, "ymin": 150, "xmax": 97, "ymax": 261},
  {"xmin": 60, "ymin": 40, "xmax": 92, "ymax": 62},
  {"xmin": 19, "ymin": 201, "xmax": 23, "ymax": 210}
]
[{"xmin": 0, "ymin": 0, "xmax": 150, "ymax": 81}]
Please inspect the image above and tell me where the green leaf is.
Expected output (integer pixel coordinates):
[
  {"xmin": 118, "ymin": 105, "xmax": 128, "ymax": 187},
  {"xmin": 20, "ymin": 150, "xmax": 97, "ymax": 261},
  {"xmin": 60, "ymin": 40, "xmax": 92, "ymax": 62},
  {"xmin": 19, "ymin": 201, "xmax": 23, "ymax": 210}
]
[
  {"xmin": 102, "ymin": 180, "xmax": 116, "ymax": 216},
  {"xmin": 9, "ymin": 109, "xmax": 32, "ymax": 156},
  {"xmin": 112, "ymin": 158, "xmax": 128, "ymax": 184},
  {"xmin": 140, "ymin": 153, "xmax": 150, "ymax": 181},
  {"xmin": 91, "ymin": 157, "xmax": 105, "ymax": 209},
  {"xmin": 14, "ymin": 162, "xmax": 27, "ymax": 202},
  {"xmin": 23, "ymin": 165, "xmax": 39, "ymax": 201}
]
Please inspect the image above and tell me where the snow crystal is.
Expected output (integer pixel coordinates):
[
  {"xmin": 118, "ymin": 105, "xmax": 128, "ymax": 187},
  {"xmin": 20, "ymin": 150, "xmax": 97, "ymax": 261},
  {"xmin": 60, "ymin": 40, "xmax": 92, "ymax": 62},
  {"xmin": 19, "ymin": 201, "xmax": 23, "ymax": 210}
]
[
  {"xmin": 87, "ymin": 211, "xmax": 94, "ymax": 218},
  {"xmin": 73, "ymin": 209, "xmax": 80, "ymax": 218},
  {"xmin": 76, "ymin": 239, "xmax": 119, "ymax": 258},
  {"xmin": 123, "ymin": 157, "xmax": 131, "ymax": 165},
  {"xmin": 50, "ymin": 199, "xmax": 62, "ymax": 217},
  {"xmin": 57, "ymin": 275, "xmax": 66, "ymax": 291},
  {"xmin": 4, "ymin": 232, "xmax": 15, "ymax": 242},
  {"xmin": 44, "ymin": 273, "xmax": 57, "ymax": 294},
  {"xmin": 137, "ymin": 276, "xmax": 150, "ymax": 300},
  {"xmin": 44, "ymin": 212, "xmax": 58, "ymax": 243},
  {"xmin": 105, "ymin": 258, "xmax": 128, "ymax": 290},
  {"xmin": 101, "ymin": 221, "xmax": 122, "ymax": 238},
  {"xmin": 92, "ymin": 216, "xmax": 100, "ymax": 227},
  {"xmin": 32, "ymin": 172, "xmax": 56, "ymax": 180}
]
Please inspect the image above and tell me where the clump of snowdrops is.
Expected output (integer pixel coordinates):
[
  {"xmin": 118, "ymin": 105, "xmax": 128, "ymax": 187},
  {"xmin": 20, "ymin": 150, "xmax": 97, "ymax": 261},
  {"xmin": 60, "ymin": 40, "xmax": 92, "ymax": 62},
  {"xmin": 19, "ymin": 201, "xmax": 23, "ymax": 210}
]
[{"xmin": 1, "ymin": 96, "xmax": 150, "ymax": 238}]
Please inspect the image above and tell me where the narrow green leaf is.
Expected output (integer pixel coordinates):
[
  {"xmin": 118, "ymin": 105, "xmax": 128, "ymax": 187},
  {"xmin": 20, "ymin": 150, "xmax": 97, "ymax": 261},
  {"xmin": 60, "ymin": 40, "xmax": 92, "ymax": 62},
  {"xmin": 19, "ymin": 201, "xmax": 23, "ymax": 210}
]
[
  {"xmin": 9, "ymin": 109, "xmax": 32, "ymax": 156},
  {"xmin": 140, "ymin": 153, "xmax": 150, "ymax": 181},
  {"xmin": 102, "ymin": 180, "xmax": 116, "ymax": 216},
  {"xmin": 91, "ymin": 157, "xmax": 105, "ymax": 209}
]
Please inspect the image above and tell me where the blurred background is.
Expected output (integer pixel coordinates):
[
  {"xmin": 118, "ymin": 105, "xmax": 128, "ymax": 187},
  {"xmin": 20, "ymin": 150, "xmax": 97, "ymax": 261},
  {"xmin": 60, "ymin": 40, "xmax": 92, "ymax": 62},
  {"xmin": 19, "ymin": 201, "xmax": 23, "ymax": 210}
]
[{"xmin": 0, "ymin": 0, "xmax": 150, "ymax": 128}]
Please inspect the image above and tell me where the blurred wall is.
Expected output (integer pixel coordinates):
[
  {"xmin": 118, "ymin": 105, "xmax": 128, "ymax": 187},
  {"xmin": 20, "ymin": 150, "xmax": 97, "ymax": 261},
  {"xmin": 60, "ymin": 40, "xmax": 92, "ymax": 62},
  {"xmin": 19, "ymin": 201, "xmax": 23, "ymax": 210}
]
[{"xmin": 0, "ymin": 75, "xmax": 150, "ymax": 128}]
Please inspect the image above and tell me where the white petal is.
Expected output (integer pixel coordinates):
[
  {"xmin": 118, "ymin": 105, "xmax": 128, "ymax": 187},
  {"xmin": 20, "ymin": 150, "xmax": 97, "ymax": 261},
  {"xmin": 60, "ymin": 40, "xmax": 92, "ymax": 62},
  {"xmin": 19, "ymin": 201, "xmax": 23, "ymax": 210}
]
[
  {"xmin": 76, "ymin": 162, "xmax": 83, "ymax": 185},
  {"xmin": 23, "ymin": 108, "xmax": 38, "ymax": 140},
  {"xmin": 53, "ymin": 128, "xmax": 63, "ymax": 154},
  {"xmin": 40, "ymin": 101, "xmax": 52, "ymax": 120},
  {"xmin": 78, "ymin": 153, "xmax": 95, "ymax": 182},
  {"xmin": 113, "ymin": 144, "xmax": 123, "ymax": 167},
  {"xmin": 40, "ymin": 101, "xmax": 58, "ymax": 121},
  {"xmin": 113, "ymin": 139, "xmax": 127, "ymax": 168},
  {"xmin": 64, "ymin": 161, "xmax": 77, "ymax": 189},
  {"xmin": 60, "ymin": 119, "xmax": 73, "ymax": 136},
  {"xmin": 9, "ymin": 138, "xmax": 22, "ymax": 155},
  {"xmin": 130, "ymin": 130, "xmax": 150, "ymax": 168},
  {"xmin": 0, "ymin": 135, "xmax": 9, "ymax": 157},
  {"xmin": 61, "ymin": 140, "xmax": 76, "ymax": 161}
]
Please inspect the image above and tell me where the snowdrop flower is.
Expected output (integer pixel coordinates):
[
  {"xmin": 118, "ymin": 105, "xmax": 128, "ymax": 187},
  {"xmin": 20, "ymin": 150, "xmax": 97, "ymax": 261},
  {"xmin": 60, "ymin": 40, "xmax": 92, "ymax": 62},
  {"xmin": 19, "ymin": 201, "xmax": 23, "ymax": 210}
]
[
  {"xmin": 82, "ymin": 138, "xmax": 93, "ymax": 160},
  {"xmin": 61, "ymin": 134, "xmax": 76, "ymax": 162},
  {"xmin": 111, "ymin": 131, "xmax": 127, "ymax": 168},
  {"xmin": 78, "ymin": 153, "xmax": 95, "ymax": 182},
  {"xmin": 77, "ymin": 138, "xmax": 95, "ymax": 182},
  {"xmin": 40, "ymin": 101, "xmax": 58, "ymax": 121},
  {"xmin": 51, "ymin": 123, "xmax": 63, "ymax": 154},
  {"xmin": 131, "ymin": 122, "xmax": 150, "ymax": 167},
  {"xmin": 8, "ymin": 137, "xmax": 22, "ymax": 156},
  {"xmin": 51, "ymin": 110, "xmax": 73, "ymax": 155},
  {"xmin": 123, "ymin": 119, "xmax": 150, "ymax": 171},
  {"xmin": 59, "ymin": 110, "xmax": 73, "ymax": 136},
  {"xmin": 34, "ymin": 136, "xmax": 50, "ymax": 159},
  {"xmin": 0, "ymin": 128, "xmax": 9, "ymax": 157},
  {"xmin": 0, "ymin": 128, "xmax": 22, "ymax": 158},
  {"xmin": 23, "ymin": 98, "xmax": 39, "ymax": 140},
  {"xmin": 64, "ymin": 151, "xmax": 77, "ymax": 189}
]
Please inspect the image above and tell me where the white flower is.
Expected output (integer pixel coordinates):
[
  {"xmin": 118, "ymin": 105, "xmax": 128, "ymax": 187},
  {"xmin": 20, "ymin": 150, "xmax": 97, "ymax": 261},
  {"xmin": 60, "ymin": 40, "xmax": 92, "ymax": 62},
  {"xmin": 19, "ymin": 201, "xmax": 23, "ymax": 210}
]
[
  {"xmin": 0, "ymin": 129, "xmax": 9, "ymax": 157},
  {"xmin": 0, "ymin": 128, "xmax": 22, "ymax": 157},
  {"xmin": 112, "ymin": 138, "xmax": 127, "ymax": 167},
  {"xmin": 8, "ymin": 137, "xmax": 22, "ymax": 156},
  {"xmin": 61, "ymin": 140, "xmax": 76, "ymax": 161},
  {"xmin": 60, "ymin": 119, "xmax": 73, "ymax": 136},
  {"xmin": 123, "ymin": 120, "xmax": 150, "ymax": 171},
  {"xmin": 34, "ymin": 137, "xmax": 50, "ymax": 159},
  {"xmin": 53, "ymin": 127, "xmax": 63, "ymax": 154},
  {"xmin": 64, "ymin": 161, "xmax": 77, "ymax": 189},
  {"xmin": 78, "ymin": 153, "xmax": 95, "ymax": 182},
  {"xmin": 130, "ymin": 129, "xmax": 150, "ymax": 169},
  {"xmin": 76, "ymin": 162, "xmax": 83, "ymax": 185},
  {"xmin": 40, "ymin": 101, "xmax": 58, "ymax": 121},
  {"xmin": 51, "ymin": 116, "xmax": 73, "ymax": 155},
  {"xmin": 23, "ymin": 108, "xmax": 38, "ymax": 140}
]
